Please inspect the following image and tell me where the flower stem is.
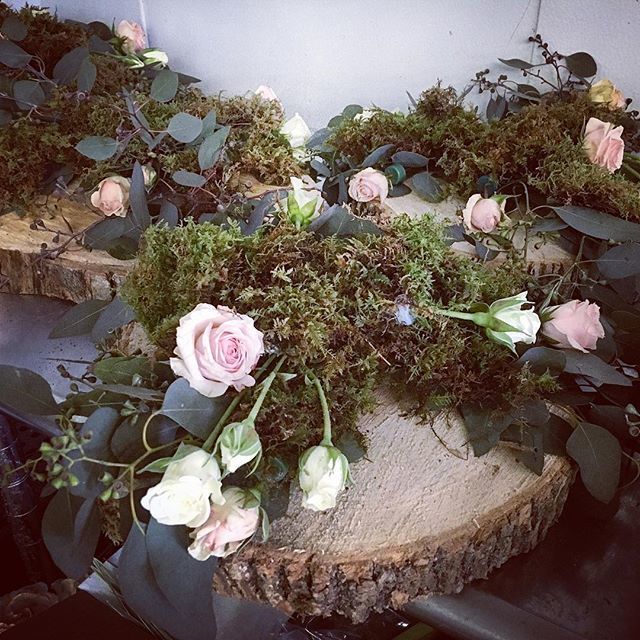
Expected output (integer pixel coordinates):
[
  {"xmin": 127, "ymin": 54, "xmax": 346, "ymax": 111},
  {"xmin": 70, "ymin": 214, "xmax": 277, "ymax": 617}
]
[
  {"xmin": 247, "ymin": 355, "xmax": 286, "ymax": 423},
  {"xmin": 434, "ymin": 309, "xmax": 476, "ymax": 321},
  {"xmin": 309, "ymin": 373, "xmax": 332, "ymax": 447}
]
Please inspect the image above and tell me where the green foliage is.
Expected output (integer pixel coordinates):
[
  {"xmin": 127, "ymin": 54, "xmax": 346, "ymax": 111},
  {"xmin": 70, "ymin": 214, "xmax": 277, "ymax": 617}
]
[{"xmin": 123, "ymin": 216, "xmax": 548, "ymax": 462}]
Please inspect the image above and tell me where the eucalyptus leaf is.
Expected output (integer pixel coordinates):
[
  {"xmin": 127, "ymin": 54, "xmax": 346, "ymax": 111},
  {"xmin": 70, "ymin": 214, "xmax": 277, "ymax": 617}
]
[
  {"xmin": 566, "ymin": 421, "xmax": 621, "ymax": 502},
  {"xmin": 0, "ymin": 40, "xmax": 32, "ymax": 68},
  {"xmin": 564, "ymin": 51, "xmax": 597, "ymax": 77},
  {"xmin": 91, "ymin": 296, "xmax": 136, "ymax": 342},
  {"xmin": 411, "ymin": 171, "xmax": 444, "ymax": 202},
  {"xmin": 310, "ymin": 204, "xmax": 383, "ymax": 238},
  {"xmin": 0, "ymin": 365, "xmax": 59, "ymax": 415},
  {"xmin": 516, "ymin": 346, "xmax": 566, "ymax": 376},
  {"xmin": 336, "ymin": 431, "xmax": 366, "ymax": 463},
  {"xmin": 172, "ymin": 170, "xmax": 206, "ymax": 188},
  {"xmin": 1, "ymin": 16, "xmax": 28, "ymax": 41},
  {"xmin": 597, "ymin": 242, "xmax": 640, "ymax": 280},
  {"xmin": 200, "ymin": 109, "xmax": 217, "ymax": 138},
  {"xmin": 198, "ymin": 125, "xmax": 230, "ymax": 170},
  {"xmin": 75, "ymin": 136, "xmax": 118, "ymax": 161},
  {"xmin": 159, "ymin": 378, "xmax": 229, "ymax": 439},
  {"xmin": 42, "ymin": 490, "xmax": 101, "ymax": 579},
  {"xmin": 93, "ymin": 356, "xmax": 152, "ymax": 385},
  {"xmin": 391, "ymin": 151, "xmax": 428, "ymax": 168},
  {"xmin": 0, "ymin": 109, "xmax": 12, "ymax": 126},
  {"xmin": 167, "ymin": 112, "xmax": 203, "ymax": 143},
  {"xmin": 159, "ymin": 199, "xmax": 179, "ymax": 227},
  {"xmin": 361, "ymin": 143, "xmax": 395, "ymax": 168},
  {"xmin": 460, "ymin": 404, "xmax": 511, "ymax": 456},
  {"xmin": 49, "ymin": 298, "xmax": 111, "ymax": 338},
  {"xmin": 307, "ymin": 127, "xmax": 331, "ymax": 149},
  {"xmin": 551, "ymin": 205, "xmax": 640, "ymax": 242},
  {"xmin": 13, "ymin": 80, "xmax": 45, "ymax": 109},
  {"xmin": 388, "ymin": 184, "xmax": 412, "ymax": 197},
  {"xmin": 129, "ymin": 161, "xmax": 151, "ymax": 233},
  {"xmin": 53, "ymin": 46, "xmax": 89, "ymax": 85},
  {"xmin": 84, "ymin": 217, "xmax": 127, "ymax": 250},
  {"xmin": 150, "ymin": 68, "xmax": 179, "ymax": 102},
  {"xmin": 564, "ymin": 351, "xmax": 631, "ymax": 387},
  {"xmin": 498, "ymin": 57, "xmax": 534, "ymax": 70},
  {"xmin": 77, "ymin": 57, "xmax": 97, "ymax": 92},
  {"xmin": 341, "ymin": 104, "xmax": 363, "ymax": 120}
]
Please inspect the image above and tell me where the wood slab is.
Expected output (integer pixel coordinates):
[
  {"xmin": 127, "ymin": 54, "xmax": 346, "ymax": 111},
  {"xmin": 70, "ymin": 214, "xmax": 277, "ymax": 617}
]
[{"xmin": 215, "ymin": 391, "xmax": 573, "ymax": 622}]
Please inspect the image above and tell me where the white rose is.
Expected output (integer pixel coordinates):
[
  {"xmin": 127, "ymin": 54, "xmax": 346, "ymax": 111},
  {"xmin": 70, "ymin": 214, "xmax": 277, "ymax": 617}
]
[
  {"xmin": 140, "ymin": 446, "xmax": 223, "ymax": 527},
  {"xmin": 280, "ymin": 113, "xmax": 311, "ymax": 159},
  {"xmin": 188, "ymin": 487, "xmax": 260, "ymax": 560},
  {"xmin": 485, "ymin": 292, "xmax": 541, "ymax": 352},
  {"xmin": 298, "ymin": 445, "xmax": 350, "ymax": 512},
  {"xmin": 216, "ymin": 420, "xmax": 262, "ymax": 474},
  {"xmin": 282, "ymin": 176, "xmax": 323, "ymax": 228},
  {"xmin": 354, "ymin": 109, "xmax": 375, "ymax": 122}
]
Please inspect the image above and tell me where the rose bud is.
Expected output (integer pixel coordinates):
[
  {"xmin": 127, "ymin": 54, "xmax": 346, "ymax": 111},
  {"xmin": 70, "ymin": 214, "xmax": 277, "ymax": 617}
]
[
  {"xmin": 583, "ymin": 117, "xmax": 625, "ymax": 173},
  {"xmin": 90, "ymin": 176, "xmax": 131, "ymax": 217},
  {"xmin": 216, "ymin": 420, "xmax": 262, "ymax": 474},
  {"xmin": 170, "ymin": 304, "xmax": 264, "ymax": 398},
  {"xmin": 284, "ymin": 176, "xmax": 322, "ymax": 228},
  {"xmin": 589, "ymin": 79, "xmax": 626, "ymax": 110},
  {"xmin": 188, "ymin": 487, "xmax": 260, "ymax": 560},
  {"xmin": 141, "ymin": 446, "xmax": 224, "ymax": 528},
  {"xmin": 298, "ymin": 444, "xmax": 350, "ymax": 512},
  {"xmin": 462, "ymin": 194, "xmax": 505, "ymax": 233},
  {"xmin": 542, "ymin": 300, "xmax": 605, "ymax": 352},
  {"xmin": 280, "ymin": 113, "xmax": 311, "ymax": 160},
  {"xmin": 115, "ymin": 19, "xmax": 146, "ymax": 54},
  {"xmin": 348, "ymin": 167, "xmax": 389, "ymax": 204}
]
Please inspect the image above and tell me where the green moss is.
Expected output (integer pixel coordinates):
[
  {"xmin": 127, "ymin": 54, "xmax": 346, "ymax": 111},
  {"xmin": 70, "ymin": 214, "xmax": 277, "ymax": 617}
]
[{"xmin": 122, "ymin": 216, "xmax": 544, "ymax": 459}]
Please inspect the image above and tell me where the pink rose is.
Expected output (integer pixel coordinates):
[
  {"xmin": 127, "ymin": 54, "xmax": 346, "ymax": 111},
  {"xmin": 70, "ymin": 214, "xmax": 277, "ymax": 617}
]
[
  {"xmin": 254, "ymin": 85, "xmax": 279, "ymax": 102},
  {"xmin": 348, "ymin": 168, "xmax": 389, "ymax": 203},
  {"xmin": 462, "ymin": 194, "xmax": 504, "ymax": 233},
  {"xmin": 542, "ymin": 300, "xmax": 605, "ymax": 352},
  {"xmin": 116, "ymin": 20, "xmax": 146, "ymax": 54},
  {"xmin": 170, "ymin": 303, "xmax": 264, "ymax": 398},
  {"xmin": 188, "ymin": 487, "xmax": 260, "ymax": 560},
  {"xmin": 90, "ymin": 176, "xmax": 130, "ymax": 217},
  {"xmin": 583, "ymin": 117, "xmax": 624, "ymax": 173}
]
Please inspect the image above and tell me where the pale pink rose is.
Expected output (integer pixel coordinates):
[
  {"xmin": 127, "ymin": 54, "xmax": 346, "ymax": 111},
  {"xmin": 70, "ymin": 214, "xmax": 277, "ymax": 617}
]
[
  {"xmin": 188, "ymin": 487, "xmax": 260, "ymax": 560},
  {"xmin": 542, "ymin": 300, "xmax": 605, "ymax": 352},
  {"xmin": 589, "ymin": 79, "xmax": 626, "ymax": 110},
  {"xmin": 462, "ymin": 194, "xmax": 504, "ymax": 233},
  {"xmin": 348, "ymin": 168, "xmax": 389, "ymax": 203},
  {"xmin": 90, "ymin": 176, "xmax": 130, "ymax": 217},
  {"xmin": 254, "ymin": 85, "xmax": 279, "ymax": 102},
  {"xmin": 583, "ymin": 117, "xmax": 624, "ymax": 173},
  {"xmin": 116, "ymin": 20, "xmax": 146, "ymax": 54},
  {"xmin": 170, "ymin": 303, "xmax": 264, "ymax": 398}
]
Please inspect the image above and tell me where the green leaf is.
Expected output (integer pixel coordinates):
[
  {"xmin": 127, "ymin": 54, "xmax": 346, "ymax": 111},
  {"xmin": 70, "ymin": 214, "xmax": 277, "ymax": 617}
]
[
  {"xmin": 110, "ymin": 414, "xmax": 177, "ymax": 463},
  {"xmin": 75, "ymin": 136, "xmax": 118, "ymax": 161},
  {"xmin": 53, "ymin": 46, "xmax": 89, "ymax": 85},
  {"xmin": 341, "ymin": 104, "xmax": 363, "ymax": 120},
  {"xmin": 84, "ymin": 217, "xmax": 127, "ymax": 250},
  {"xmin": 310, "ymin": 204, "xmax": 384, "ymax": 238},
  {"xmin": 0, "ymin": 109, "xmax": 12, "ymax": 126},
  {"xmin": 92, "ymin": 384, "xmax": 164, "ymax": 402},
  {"xmin": 197, "ymin": 125, "xmax": 230, "ymax": 170},
  {"xmin": 167, "ymin": 112, "xmax": 203, "ymax": 143},
  {"xmin": 336, "ymin": 431, "xmax": 366, "ymax": 463},
  {"xmin": 49, "ymin": 298, "xmax": 111, "ymax": 338},
  {"xmin": 391, "ymin": 151, "xmax": 428, "ymax": 168},
  {"xmin": 541, "ymin": 414, "xmax": 573, "ymax": 455},
  {"xmin": 172, "ymin": 170, "xmax": 206, "ymax": 187},
  {"xmin": 0, "ymin": 40, "xmax": 31, "ymax": 68},
  {"xmin": 1, "ymin": 16, "xmax": 28, "ymax": 41},
  {"xmin": 159, "ymin": 378, "xmax": 230, "ymax": 440},
  {"xmin": 200, "ymin": 109, "xmax": 217, "ymax": 138},
  {"xmin": 0, "ymin": 365, "xmax": 59, "ymax": 415},
  {"xmin": 150, "ymin": 68, "xmax": 179, "ymax": 102},
  {"xmin": 597, "ymin": 242, "xmax": 640, "ymax": 280},
  {"xmin": 90, "ymin": 296, "xmax": 136, "ymax": 342},
  {"xmin": 158, "ymin": 199, "xmax": 179, "ymax": 227},
  {"xmin": 307, "ymin": 127, "xmax": 331, "ymax": 149},
  {"xmin": 93, "ymin": 356, "xmax": 152, "ymax": 385},
  {"xmin": 551, "ymin": 205, "xmax": 640, "ymax": 243},
  {"xmin": 129, "ymin": 161, "xmax": 151, "ymax": 234},
  {"xmin": 411, "ymin": 171, "xmax": 445, "ymax": 202},
  {"xmin": 564, "ymin": 351, "xmax": 632, "ymax": 387},
  {"xmin": 460, "ymin": 404, "xmax": 512, "ymax": 456},
  {"xmin": 42, "ymin": 490, "xmax": 101, "ymax": 579},
  {"xmin": 516, "ymin": 346, "xmax": 566, "ymax": 376},
  {"xmin": 361, "ymin": 143, "xmax": 395, "ymax": 168},
  {"xmin": 12, "ymin": 79, "xmax": 44, "ymax": 109},
  {"xmin": 566, "ymin": 422, "xmax": 621, "ymax": 502},
  {"xmin": 263, "ymin": 481, "xmax": 291, "ymax": 521},
  {"xmin": 77, "ymin": 57, "xmax": 97, "ymax": 92},
  {"xmin": 564, "ymin": 51, "xmax": 597, "ymax": 77},
  {"xmin": 498, "ymin": 57, "xmax": 534, "ymax": 70}
]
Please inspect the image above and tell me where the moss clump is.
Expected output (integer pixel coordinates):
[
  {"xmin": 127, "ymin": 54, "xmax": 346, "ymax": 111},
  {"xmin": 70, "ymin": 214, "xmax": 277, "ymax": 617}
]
[
  {"xmin": 330, "ymin": 87, "xmax": 640, "ymax": 220},
  {"xmin": 123, "ymin": 216, "xmax": 546, "ymax": 460}
]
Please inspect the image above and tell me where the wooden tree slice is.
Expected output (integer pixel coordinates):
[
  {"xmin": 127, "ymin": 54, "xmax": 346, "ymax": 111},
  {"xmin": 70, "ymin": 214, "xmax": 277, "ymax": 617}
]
[{"xmin": 214, "ymin": 391, "xmax": 574, "ymax": 622}]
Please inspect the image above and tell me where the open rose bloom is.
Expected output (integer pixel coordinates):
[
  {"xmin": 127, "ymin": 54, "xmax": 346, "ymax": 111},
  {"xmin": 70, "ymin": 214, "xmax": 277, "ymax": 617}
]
[
  {"xmin": 90, "ymin": 176, "xmax": 131, "ymax": 217},
  {"xmin": 116, "ymin": 20, "xmax": 146, "ymax": 54},
  {"xmin": 583, "ymin": 117, "xmax": 624, "ymax": 173},
  {"xmin": 542, "ymin": 300, "xmax": 605, "ymax": 352},
  {"xmin": 170, "ymin": 303, "xmax": 264, "ymax": 398},
  {"xmin": 348, "ymin": 167, "xmax": 389, "ymax": 204}
]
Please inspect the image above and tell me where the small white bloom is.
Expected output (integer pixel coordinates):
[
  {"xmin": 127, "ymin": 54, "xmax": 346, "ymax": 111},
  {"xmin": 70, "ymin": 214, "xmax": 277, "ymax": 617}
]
[
  {"xmin": 140, "ymin": 446, "xmax": 223, "ymax": 527},
  {"xmin": 141, "ymin": 49, "xmax": 169, "ymax": 67},
  {"xmin": 280, "ymin": 113, "xmax": 311, "ymax": 160},
  {"xmin": 188, "ymin": 487, "xmax": 260, "ymax": 560},
  {"xmin": 485, "ymin": 292, "xmax": 541, "ymax": 352},
  {"xmin": 282, "ymin": 176, "xmax": 323, "ymax": 228},
  {"xmin": 216, "ymin": 420, "xmax": 262, "ymax": 474},
  {"xmin": 141, "ymin": 163, "xmax": 157, "ymax": 188},
  {"xmin": 354, "ymin": 109, "xmax": 375, "ymax": 122},
  {"xmin": 298, "ymin": 445, "xmax": 350, "ymax": 512}
]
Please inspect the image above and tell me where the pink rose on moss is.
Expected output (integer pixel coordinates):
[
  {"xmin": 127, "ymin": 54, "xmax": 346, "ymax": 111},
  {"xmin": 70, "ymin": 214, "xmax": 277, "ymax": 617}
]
[
  {"xmin": 188, "ymin": 487, "xmax": 260, "ymax": 560},
  {"xmin": 542, "ymin": 300, "xmax": 605, "ymax": 352},
  {"xmin": 462, "ymin": 194, "xmax": 505, "ymax": 233},
  {"xmin": 90, "ymin": 176, "xmax": 130, "ymax": 217},
  {"xmin": 348, "ymin": 168, "xmax": 389, "ymax": 203},
  {"xmin": 170, "ymin": 303, "xmax": 264, "ymax": 398},
  {"xmin": 116, "ymin": 20, "xmax": 146, "ymax": 54},
  {"xmin": 583, "ymin": 117, "xmax": 624, "ymax": 173}
]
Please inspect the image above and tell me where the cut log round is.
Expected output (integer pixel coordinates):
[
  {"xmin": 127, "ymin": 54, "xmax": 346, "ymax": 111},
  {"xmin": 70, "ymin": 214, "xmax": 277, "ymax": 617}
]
[{"xmin": 215, "ymin": 392, "xmax": 574, "ymax": 622}]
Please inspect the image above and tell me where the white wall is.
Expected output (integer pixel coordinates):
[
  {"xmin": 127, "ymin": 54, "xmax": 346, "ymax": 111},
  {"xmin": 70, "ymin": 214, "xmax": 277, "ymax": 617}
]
[{"xmin": 10, "ymin": 1, "xmax": 640, "ymax": 128}]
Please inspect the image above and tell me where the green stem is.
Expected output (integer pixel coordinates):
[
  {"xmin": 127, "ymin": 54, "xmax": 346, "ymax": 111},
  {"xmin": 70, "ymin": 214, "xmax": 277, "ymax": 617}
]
[
  {"xmin": 247, "ymin": 355, "xmax": 286, "ymax": 423},
  {"xmin": 141, "ymin": 411, "xmax": 159, "ymax": 452},
  {"xmin": 310, "ymin": 373, "xmax": 332, "ymax": 447},
  {"xmin": 434, "ymin": 309, "xmax": 476, "ymax": 321}
]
